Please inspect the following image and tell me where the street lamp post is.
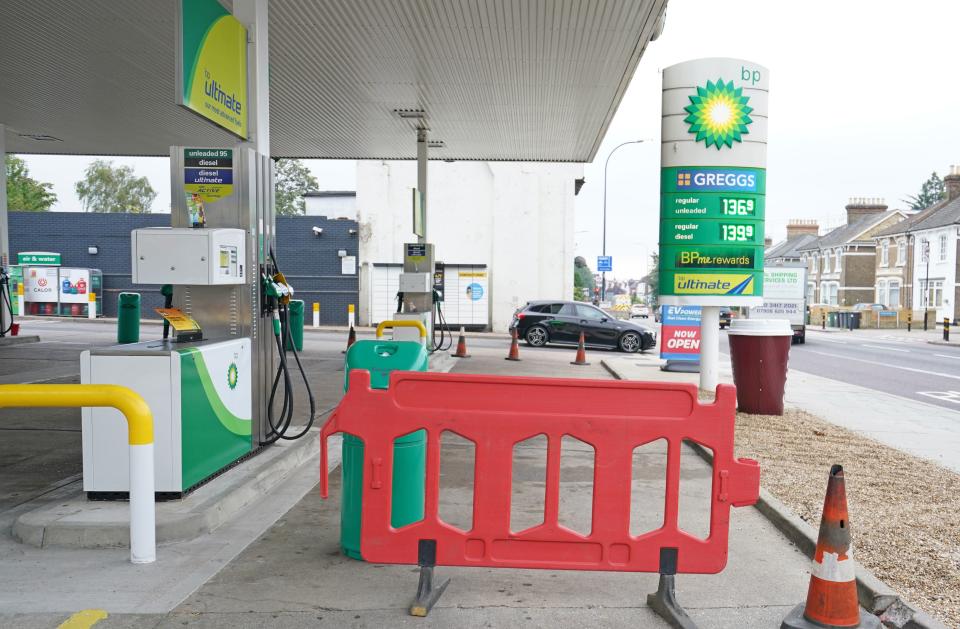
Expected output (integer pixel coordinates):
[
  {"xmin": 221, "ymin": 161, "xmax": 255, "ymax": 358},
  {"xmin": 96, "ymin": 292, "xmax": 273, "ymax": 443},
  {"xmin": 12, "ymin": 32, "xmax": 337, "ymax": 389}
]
[{"xmin": 601, "ymin": 140, "xmax": 645, "ymax": 303}]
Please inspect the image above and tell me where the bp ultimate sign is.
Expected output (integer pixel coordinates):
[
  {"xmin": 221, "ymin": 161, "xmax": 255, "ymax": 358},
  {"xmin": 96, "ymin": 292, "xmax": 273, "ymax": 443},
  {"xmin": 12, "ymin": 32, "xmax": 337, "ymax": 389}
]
[{"xmin": 659, "ymin": 58, "xmax": 768, "ymax": 306}]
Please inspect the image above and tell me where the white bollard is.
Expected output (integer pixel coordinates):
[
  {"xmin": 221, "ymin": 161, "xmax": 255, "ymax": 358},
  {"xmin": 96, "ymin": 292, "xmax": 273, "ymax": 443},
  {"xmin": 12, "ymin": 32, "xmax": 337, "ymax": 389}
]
[
  {"xmin": 128, "ymin": 442, "xmax": 156, "ymax": 564},
  {"xmin": 313, "ymin": 302, "xmax": 320, "ymax": 328},
  {"xmin": 88, "ymin": 292, "xmax": 97, "ymax": 319},
  {"xmin": 348, "ymin": 303, "xmax": 355, "ymax": 328}
]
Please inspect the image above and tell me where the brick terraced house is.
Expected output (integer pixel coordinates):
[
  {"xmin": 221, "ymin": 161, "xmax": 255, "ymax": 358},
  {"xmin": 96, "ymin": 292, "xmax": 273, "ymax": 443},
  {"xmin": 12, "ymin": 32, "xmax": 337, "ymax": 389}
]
[
  {"xmin": 874, "ymin": 166, "xmax": 960, "ymax": 322},
  {"xmin": 798, "ymin": 199, "xmax": 907, "ymax": 306}
]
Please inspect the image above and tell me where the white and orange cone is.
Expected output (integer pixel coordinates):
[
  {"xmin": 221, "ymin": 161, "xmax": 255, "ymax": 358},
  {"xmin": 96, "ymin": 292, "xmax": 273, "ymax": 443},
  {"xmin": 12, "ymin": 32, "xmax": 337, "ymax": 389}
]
[
  {"xmin": 505, "ymin": 328, "xmax": 521, "ymax": 361},
  {"xmin": 570, "ymin": 331, "xmax": 590, "ymax": 366},
  {"xmin": 781, "ymin": 464, "xmax": 879, "ymax": 629},
  {"xmin": 453, "ymin": 326, "xmax": 470, "ymax": 358}
]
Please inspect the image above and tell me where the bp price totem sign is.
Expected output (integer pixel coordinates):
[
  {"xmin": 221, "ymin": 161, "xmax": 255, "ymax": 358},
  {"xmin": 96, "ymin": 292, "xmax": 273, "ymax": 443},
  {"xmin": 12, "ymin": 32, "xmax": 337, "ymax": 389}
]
[{"xmin": 659, "ymin": 58, "xmax": 768, "ymax": 307}]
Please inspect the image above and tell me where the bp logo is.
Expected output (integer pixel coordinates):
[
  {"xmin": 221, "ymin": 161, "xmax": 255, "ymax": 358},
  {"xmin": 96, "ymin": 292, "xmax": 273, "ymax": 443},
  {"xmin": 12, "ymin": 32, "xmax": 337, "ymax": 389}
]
[
  {"xmin": 683, "ymin": 79, "xmax": 753, "ymax": 150},
  {"xmin": 227, "ymin": 362, "xmax": 239, "ymax": 390}
]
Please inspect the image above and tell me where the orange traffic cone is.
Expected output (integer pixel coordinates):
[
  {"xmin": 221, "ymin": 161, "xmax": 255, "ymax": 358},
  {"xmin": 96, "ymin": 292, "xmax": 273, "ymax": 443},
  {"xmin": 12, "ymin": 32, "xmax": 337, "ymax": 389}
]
[
  {"xmin": 341, "ymin": 325, "xmax": 357, "ymax": 354},
  {"xmin": 453, "ymin": 326, "xmax": 471, "ymax": 358},
  {"xmin": 571, "ymin": 331, "xmax": 590, "ymax": 366},
  {"xmin": 781, "ymin": 465, "xmax": 879, "ymax": 629},
  {"xmin": 505, "ymin": 328, "xmax": 521, "ymax": 361}
]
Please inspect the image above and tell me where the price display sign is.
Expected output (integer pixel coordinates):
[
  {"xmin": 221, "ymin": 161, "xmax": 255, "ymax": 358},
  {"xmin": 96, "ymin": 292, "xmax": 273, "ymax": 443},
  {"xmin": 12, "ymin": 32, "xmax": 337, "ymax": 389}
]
[{"xmin": 658, "ymin": 58, "xmax": 769, "ymax": 306}]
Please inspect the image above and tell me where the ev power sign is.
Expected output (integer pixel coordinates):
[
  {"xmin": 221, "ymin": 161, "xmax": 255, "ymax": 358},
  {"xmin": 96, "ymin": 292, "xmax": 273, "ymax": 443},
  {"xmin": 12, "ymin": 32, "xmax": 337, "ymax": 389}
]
[{"xmin": 659, "ymin": 58, "xmax": 768, "ymax": 307}]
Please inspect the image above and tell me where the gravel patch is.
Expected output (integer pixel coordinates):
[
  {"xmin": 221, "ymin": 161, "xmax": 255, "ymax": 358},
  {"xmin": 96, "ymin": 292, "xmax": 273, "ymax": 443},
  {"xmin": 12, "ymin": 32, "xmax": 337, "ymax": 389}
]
[{"xmin": 733, "ymin": 408, "xmax": 960, "ymax": 627}]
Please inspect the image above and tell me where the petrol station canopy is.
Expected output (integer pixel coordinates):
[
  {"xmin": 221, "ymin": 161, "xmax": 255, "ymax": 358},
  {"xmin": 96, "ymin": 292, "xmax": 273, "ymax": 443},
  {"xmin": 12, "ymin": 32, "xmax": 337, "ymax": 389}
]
[{"xmin": 0, "ymin": 0, "xmax": 666, "ymax": 161}]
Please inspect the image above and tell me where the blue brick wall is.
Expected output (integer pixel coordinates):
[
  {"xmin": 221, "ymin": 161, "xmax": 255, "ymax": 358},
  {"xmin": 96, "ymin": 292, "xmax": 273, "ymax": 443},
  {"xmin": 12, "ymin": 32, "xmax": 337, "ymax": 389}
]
[{"xmin": 8, "ymin": 212, "xmax": 359, "ymax": 322}]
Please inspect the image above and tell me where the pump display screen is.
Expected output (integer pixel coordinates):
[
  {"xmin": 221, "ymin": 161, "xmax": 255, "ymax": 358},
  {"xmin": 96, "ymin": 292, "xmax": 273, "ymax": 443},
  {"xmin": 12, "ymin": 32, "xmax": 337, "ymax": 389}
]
[{"xmin": 219, "ymin": 246, "xmax": 238, "ymax": 276}]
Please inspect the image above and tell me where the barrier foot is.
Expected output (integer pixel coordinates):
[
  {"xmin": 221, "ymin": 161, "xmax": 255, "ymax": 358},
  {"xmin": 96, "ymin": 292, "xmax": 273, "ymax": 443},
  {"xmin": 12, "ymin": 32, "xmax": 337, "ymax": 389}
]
[
  {"xmin": 409, "ymin": 540, "xmax": 449, "ymax": 617},
  {"xmin": 647, "ymin": 574, "xmax": 698, "ymax": 629}
]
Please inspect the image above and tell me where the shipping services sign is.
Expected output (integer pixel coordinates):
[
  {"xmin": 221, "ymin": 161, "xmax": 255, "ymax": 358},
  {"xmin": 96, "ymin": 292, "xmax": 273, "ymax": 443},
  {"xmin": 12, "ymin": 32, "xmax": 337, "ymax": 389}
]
[
  {"xmin": 177, "ymin": 0, "xmax": 248, "ymax": 138},
  {"xmin": 659, "ymin": 58, "xmax": 768, "ymax": 307}
]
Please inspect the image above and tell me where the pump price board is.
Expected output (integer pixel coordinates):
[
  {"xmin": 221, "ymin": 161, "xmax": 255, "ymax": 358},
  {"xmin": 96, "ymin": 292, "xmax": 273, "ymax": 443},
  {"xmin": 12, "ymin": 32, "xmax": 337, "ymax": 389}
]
[{"xmin": 658, "ymin": 58, "xmax": 769, "ymax": 306}]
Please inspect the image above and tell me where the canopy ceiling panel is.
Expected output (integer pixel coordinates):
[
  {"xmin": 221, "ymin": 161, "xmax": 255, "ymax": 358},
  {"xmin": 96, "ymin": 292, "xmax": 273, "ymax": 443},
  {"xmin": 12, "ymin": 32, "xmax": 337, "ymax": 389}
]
[{"xmin": 0, "ymin": 0, "xmax": 665, "ymax": 160}]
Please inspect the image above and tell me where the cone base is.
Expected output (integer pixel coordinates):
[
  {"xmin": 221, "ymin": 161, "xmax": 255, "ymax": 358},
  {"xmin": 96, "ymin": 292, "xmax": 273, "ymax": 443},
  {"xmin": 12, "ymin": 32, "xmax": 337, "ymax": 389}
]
[
  {"xmin": 453, "ymin": 354, "xmax": 471, "ymax": 358},
  {"xmin": 570, "ymin": 360, "xmax": 590, "ymax": 366},
  {"xmin": 505, "ymin": 357, "xmax": 521, "ymax": 361},
  {"xmin": 780, "ymin": 602, "xmax": 881, "ymax": 629}
]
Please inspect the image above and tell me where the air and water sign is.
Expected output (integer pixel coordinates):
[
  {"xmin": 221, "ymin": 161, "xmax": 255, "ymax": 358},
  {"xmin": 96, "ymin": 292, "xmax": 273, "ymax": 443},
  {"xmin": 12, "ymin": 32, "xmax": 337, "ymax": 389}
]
[
  {"xmin": 658, "ymin": 58, "xmax": 768, "ymax": 307},
  {"xmin": 177, "ymin": 0, "xmax": 248, "ymax": 138}
]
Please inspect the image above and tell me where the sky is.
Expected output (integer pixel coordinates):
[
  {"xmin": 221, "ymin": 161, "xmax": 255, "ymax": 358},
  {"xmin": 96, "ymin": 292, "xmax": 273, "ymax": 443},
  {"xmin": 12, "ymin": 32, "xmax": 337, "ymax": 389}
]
[{"xmin": 16, "ymin": 0, "xmax": 960, "ymax": 281}]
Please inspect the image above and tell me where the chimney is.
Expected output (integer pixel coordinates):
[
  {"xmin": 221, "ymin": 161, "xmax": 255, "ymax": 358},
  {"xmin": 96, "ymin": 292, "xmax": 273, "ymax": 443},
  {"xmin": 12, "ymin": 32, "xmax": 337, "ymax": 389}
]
[
  {"xmin": 845, "ymin": 197, "xmax": 887, "ymax": 225},
  {"xmin": 785, "ymin": 219, "xmax": 819, "ymax": 240},
  {"xmin": 764, "ymin": 236, "xmax": 773, "ymax": 247},
  {"xmin": 945, "ymin": 165, "xmax": 960, "ymax": 201}
]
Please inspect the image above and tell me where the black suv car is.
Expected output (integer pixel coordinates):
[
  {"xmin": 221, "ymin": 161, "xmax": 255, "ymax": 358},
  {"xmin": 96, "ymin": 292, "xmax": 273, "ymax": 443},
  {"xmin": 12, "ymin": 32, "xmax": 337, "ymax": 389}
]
[{"xmin": 510, "ymin": 300, "xmax": 656, "ymax": 353}]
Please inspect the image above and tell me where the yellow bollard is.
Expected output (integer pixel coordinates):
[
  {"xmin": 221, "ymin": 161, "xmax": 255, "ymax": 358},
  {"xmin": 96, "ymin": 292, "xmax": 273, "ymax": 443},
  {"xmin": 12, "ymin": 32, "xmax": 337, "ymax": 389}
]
[{"xmin": 0, "ymin": 384, "xmax": 155, "ymax": 563}]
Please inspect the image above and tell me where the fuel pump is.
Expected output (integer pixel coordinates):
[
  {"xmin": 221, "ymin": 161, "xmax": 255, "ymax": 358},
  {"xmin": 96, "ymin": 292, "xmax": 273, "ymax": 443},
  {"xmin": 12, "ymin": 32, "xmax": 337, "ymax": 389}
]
[
  {"xmin": 80, "ymin": 147, "xmax": 317, "ymax": 499},
  {"xmin": 396, "ymin": 243, "xmax": 452, "ymax": 352},
  {"xmin": 0, "ymin": 266, "xmax": 13, "ymax": 337}
]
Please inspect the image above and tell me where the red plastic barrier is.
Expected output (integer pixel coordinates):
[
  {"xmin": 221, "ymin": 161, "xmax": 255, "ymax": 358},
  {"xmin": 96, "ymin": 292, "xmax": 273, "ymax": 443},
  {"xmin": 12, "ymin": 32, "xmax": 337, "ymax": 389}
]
[{"xmin": 321, "ymin": 371, "xmax": 759, "ymax": 574}]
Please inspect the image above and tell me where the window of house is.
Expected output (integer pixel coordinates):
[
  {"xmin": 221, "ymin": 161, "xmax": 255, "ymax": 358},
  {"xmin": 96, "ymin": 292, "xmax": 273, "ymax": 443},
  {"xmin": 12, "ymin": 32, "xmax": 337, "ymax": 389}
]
[
  {"xmin": 820, "ymin": 281, "xmax": 839, "ymax": 306},
  {"xmin": 888, "ymin": 280, "xmax": 901, "ymax": 307},
  {"xmin": 836, "ymin": 249, "xmax": 842, "ymax": 270},
  {"xmin": 940, "ymin": 233, "xmax": 948, "ymax": 262},
  {"xmin": 921, "ymin": 279, "xmax": 944, "ymax": 308},
  {"xmin": 811, "ymin": 254, "xmax": 818, "ymax": 273},
  {"xmin": 828, "ymin": 282, "xmax": 839, "ymax": 306},
  {"xmin": 896, "ymin": 239, "xmax": 906, "ymax": 266},
  {"xmin": 806, "ymin": 282, "xmax": 816, "ymax": 305},
  {"xmin": 823, "ymin": 253, "xmax": 830, "ymax": 273},
  {"xmin": 880, "ymin": 241, "xmax": 889, "ymax": 267},
  {"xmin": 876, "ymin": 279, "xmax": 887, "ymax": 306}
]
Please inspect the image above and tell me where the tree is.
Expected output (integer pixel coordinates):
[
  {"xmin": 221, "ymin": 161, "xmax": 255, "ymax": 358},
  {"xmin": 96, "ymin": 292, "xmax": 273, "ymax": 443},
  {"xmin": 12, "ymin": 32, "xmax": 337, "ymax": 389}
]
[
  {"xmin": 274, "ymin": 158, "xmax": 319, "ymax": 216},
  {"xmin": 904, "ymin": 171, "xmax": 946, "ymax": 211},
  {"xmin": 573, "ymin": 256, "xmax": 595, "ymax": 302},
  {"xmin": 644, "ymin": 252, "xmax": 660, "ymax": 307},
  {"xmin": 5, "ymin": 155, "xmax": 57, "ymax": 212},
  {"xmin": 75, "ymin": 160, "xmax": 156, "ymax": 213}
]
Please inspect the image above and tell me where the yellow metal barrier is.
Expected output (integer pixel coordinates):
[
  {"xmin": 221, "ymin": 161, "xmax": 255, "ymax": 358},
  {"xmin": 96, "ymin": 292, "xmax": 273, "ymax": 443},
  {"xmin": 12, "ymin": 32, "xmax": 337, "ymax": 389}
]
[
  {"xmin": 376, "ymin": 319, "xmax": 428, "ymax": 339},
  {"xmin": 0, "ymin": 384, "xmax": 156, "ymax": 563}
]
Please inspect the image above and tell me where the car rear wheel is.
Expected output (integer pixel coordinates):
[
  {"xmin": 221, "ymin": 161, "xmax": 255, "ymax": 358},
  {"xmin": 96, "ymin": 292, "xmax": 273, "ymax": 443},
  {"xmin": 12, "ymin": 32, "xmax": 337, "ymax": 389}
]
[
  {"xmin": 619, "ymin": 331, "xmax": 641, "ymax": 353},
  {"xmin": 525, "ymin": 325, "xmax": 549, "ymax": 347}
]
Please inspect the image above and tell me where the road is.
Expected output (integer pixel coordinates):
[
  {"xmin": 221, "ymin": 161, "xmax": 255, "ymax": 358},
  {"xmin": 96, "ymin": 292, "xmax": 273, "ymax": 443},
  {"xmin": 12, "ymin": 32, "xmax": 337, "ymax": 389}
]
[{"xmin": 719, "ymin": 329, "xmax": 960, "ymax": 412}]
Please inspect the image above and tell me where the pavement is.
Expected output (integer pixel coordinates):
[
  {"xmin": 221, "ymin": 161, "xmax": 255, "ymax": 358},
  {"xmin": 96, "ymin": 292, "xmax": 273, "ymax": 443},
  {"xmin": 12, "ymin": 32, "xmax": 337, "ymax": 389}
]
[{"xmin": 0, "ymin": 318, "xmax": 828, "ymax": 628}]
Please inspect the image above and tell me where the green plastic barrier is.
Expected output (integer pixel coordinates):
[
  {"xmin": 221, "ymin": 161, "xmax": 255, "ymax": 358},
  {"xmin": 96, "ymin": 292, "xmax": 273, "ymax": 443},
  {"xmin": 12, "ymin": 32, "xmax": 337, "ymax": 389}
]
[
  {"xmin": 117, "ymin": 292, "xmax": 141, "ymax": 344},
  {"xmin": 341, "ymin": 339, "xmax": 428, "ymax": 560},
  {"xmin": 285, "ymin": 299, "xmax": 304, "ymax": 351}
]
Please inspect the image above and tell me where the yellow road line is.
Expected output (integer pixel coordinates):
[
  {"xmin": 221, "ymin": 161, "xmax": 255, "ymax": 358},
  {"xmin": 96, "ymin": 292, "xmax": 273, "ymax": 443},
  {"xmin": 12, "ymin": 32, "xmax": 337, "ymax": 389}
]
[{"xmin": 58, "ymin": 609, "xmax": 108, "ymax": 629}]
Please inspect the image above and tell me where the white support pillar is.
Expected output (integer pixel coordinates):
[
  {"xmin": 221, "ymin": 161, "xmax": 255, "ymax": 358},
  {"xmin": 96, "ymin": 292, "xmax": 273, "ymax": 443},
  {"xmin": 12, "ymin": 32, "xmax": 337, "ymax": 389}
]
[
  {"xmin": 233, "ymin": 0, "xmax": 270, "ymax": 155},
  {"xmin": 417, "ymin": 128, "xmax": 428, "ymax": 244},
  {"xmin": 699, "ymin": 306, "xmax": 720, "ymax": 392},
  {"xmin": 0, "ymin": 124, "xmax": 7, "ymax": 268},
  {"xmin": 0, "ymin": 124, "xmax": 11, "ymax": 333}
]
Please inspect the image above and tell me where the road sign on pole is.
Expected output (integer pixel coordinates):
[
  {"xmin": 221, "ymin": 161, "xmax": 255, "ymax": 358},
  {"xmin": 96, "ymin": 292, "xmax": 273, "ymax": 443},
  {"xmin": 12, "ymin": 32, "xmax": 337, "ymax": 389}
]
[{"xmin": 597, "ymin": 256, "xmax": 613, "ymax": 272}]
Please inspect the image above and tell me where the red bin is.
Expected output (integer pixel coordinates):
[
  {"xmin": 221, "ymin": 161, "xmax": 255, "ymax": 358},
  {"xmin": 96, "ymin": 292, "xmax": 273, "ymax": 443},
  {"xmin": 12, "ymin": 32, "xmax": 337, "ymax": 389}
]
[{"xmin": 727, "ymin": 319, "xmax": 793, "ymax": 415}]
